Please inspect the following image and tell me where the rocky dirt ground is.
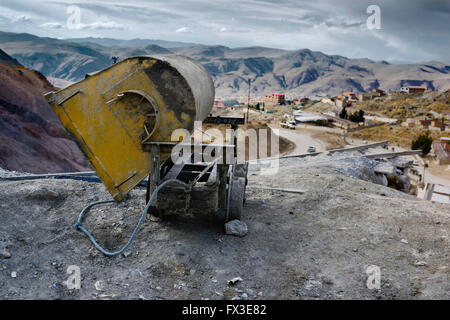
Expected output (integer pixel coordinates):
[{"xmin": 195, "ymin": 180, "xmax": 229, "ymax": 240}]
[{"xmin": 0, "ymin": 153, "xmax": 448, "ymax": 300}]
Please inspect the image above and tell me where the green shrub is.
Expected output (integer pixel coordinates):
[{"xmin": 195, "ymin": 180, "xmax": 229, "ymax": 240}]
[
  {"xmin": 349, "ymin": 110, "xmax": 365, "ymax": 123},
  {"xmin": 339, "ymin": 106, "xmax": 348, "ymax": 119},
  {"xmin": 411, "ymin": 132, "xmax": 433, "ymax": 155}
]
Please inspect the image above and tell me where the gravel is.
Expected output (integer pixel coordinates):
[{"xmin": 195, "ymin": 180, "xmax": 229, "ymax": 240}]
[{"xmin": 0, "ymin": 154, "xmax": 448, "ymax": 300}]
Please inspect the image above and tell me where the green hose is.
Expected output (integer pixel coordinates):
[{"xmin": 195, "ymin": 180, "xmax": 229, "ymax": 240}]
[{"xmin": 75, "ymin": 179, "xmax": 190, "ymax": 256}]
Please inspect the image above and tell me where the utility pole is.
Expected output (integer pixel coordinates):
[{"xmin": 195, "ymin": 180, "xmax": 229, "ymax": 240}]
[
  {"xmin": 423, "ymin": 161, "xmax": 427, "ymax": 183},
  {"xmin": 246, "ymin": 78, "xmax": 251, "ymax": 124}
]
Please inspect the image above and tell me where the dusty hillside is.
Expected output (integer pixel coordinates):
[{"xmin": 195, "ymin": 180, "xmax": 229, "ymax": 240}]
[
  {"xmin": 0, "ymin": 153, "xmax": 448, "ymax": 300},
  {"xmin": 353, "ymin": 91, "xmax": 450, "ymax": 119},
  {"xmin": 0, "ymin": 48, "xmax": 20, "ymax": 66},
  {"xmin": 0, "ymin": 60, "xmax": 90, "ymax": 173}
]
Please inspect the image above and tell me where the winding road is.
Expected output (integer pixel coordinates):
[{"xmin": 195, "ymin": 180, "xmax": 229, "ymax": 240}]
[{"xmin": 271, "ymin": 126, "xmax": 327, "ymax": 155}]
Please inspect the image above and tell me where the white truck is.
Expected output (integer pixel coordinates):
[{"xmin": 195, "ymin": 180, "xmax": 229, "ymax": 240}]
[{"xmin": 280, "ymin": 121, "xmax": 296, "ymax": 130}]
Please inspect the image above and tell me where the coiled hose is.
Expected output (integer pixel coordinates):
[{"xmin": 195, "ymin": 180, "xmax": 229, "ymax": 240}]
[{"xmin": 74, "ymin": 179, "xmax": 190, "ymax": 257}]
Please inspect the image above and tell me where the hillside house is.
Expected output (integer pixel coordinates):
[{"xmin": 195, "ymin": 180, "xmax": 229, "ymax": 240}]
[
  {"xmin": 432, "ymin": 137, "xmax": 450, "ymax": 165},
  {"xmin": 429, "ymin": 119, "xmax": 447, "ymax": 131},
  {"xmin": 358, "ymin": 89, "xmax": 386, "ymax": 101},
  {"xmin": 213, "ymin": 100, "xmax": 228, "ymax": 108},
  {"xmin": 419, "ymin": 118, "xmax": 433, "ymax": 128},
  {"xmin": 337, "ymin": 92, "xmax": 357, "ymax": 101},
  {"xmin": 265, "ymin": 93, "xmax": 286, "ymax": 105},
  {"xmin": 400, "ymin": 86, "xmax": 427, "ymax": 94},
  {"xmin": 372, "ymin": 88, "xmax": 386, "ymax": 96},
  {"xmin": 401, "ymin": 118, "xmax": 417, "ymax": 128},
  {"xmin": 335, "ymin": 98, "xmax": 352, "ymax": 108}
]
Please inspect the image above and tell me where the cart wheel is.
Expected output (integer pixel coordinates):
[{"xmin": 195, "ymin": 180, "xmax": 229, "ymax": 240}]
[{"xmin": 229, "ymin": 177, "xmax": 245, "ymax": 221}]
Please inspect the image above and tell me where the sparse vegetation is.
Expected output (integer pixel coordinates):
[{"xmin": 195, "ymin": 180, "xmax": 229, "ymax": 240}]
[
  {"xmin": 339, "ymin": 106, "xmax": 365, "ymax": 123},
  {"xmin": 339, "ymin": 106, "xmax": 348, "ymax": 119},
  {"xmin": 349, "ymin": 124, "xmax": 450, "ymax": 149},
  {"xmin": 411, "ymin": 132, "xmax": 433, "ymax": 155},
  {"xmin": 348, "ymin": 110, "xmax": 365, "ymax": 123},
  {"xmin": 353, "ymin": 91, "xmax": 450, "ymax": 119}
]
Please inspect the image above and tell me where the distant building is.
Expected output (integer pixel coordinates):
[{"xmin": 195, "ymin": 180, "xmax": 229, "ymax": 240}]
[
  {"xmin": 357, "ymin": 93, "xmax": 371, "ymax": 101},
  {"xmin": 213, "ymin": 100, "xmax": 227, "ymax": 108},
  {"xmin": 429, "ymin": 119, "xmax": 446, "ymax": 131},
  {"xmin": 372, "ymin": 88, "xmax": 386, "ymax": 96},
  {"xmin": 432, "ymin": 137, "xmax": 450, "ymax": 165},
  {"xmin": 358, "ymin": 89, "xmax": 386, "ymax": 101},
  {"xmin": 419, "ymin": 118, "xmax": 433, "ymax": 128},
  {"xmin": 265, "ymin": 93, "xmax": 286, "ymax": 105},
  {"xmin": 400, "ymin": 86, "xmax": 427, "ymax": 94},
  {"xmin": 335, "ymin": 91, "xmax": 357, "ymax": 108},
  {"xmin": 293, "ymin": 110, "xmax": 328, "ymax": 123},
  {"xmin": 337, "ymin": 92, "xmax": 357, "ymax": 101},
  {"xmin": 402, "ymin": 118, "xmax": 447, "ymax": 131},
  {"xmin": 401, "ymin": 118, "xmax": 417, "ymax": 128},
  {"xmin": 335, "ymin": 99, "xmax": 352, "ymax": 108}
]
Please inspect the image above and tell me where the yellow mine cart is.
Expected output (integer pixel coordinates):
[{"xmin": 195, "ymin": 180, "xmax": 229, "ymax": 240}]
[
  {"xmin": 45, "ymin": 55, "xmax": 215, "ymax": 202},
  {"xmin": 45, "ymin": 55, "xmax": 247, "ymax": 221}
]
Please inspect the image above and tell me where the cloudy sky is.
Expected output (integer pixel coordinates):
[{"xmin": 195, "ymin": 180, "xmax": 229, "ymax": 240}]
[{"xmin": 0, "ymin": 0, "xmax": 449, "ymax": 63}]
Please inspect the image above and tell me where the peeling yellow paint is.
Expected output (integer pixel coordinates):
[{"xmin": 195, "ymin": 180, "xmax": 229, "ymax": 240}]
[{"xmin": 45, "ymin": 56, "xmax": 201, "ymax": 201}]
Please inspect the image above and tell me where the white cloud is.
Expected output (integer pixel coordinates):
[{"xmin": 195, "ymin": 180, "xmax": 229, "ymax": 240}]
[
  {"xmin": 40, "ymin": 22, "xmax": 63, "ymax": 29},
  {"xmin": 175, "ymin": 27, "xmax": 192, "ymax": 33},
  {"xmin": 0, "ymin": 0, "xmax": 448, "ymax": 63},
  {"xmin": 78, "ymin": 21, "xmax": 125, "ymax": 30},
  {"xmin": 40, "ymin": 21, "xmax": 124, "ymax": 30}
]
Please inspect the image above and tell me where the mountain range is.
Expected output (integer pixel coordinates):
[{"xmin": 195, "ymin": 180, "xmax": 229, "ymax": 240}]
[{"xmin": 1, "ymin": 31, "xmax": 449, "ymax": 99}]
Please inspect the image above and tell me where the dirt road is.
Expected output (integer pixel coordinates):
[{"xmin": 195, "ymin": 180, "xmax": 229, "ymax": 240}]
[{"xmin": 270, "ymin": 126, "xmax": 327, "ymax": 155}]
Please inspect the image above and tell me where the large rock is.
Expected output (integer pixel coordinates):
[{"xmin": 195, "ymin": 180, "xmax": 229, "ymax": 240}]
[
  {"xmin": 225, "ymin": 220, "xmax": 248, "ymax": 237},
  {"xmin": 374, "ymin": 162, "xmax": 397, "ymax": 179},
  {"xmin": 398, "ymin": 175, "xmax": 411, "ymax": 192},
  {"xmin": 26, "ymin": 187, "xmax": 61, "ymax": 200},
  {"xmin": 375, "ymin": 173, "xmax": 388, "ymax": 187},
  {"xmin": 392, "ymin": 158, "xmax": 413, "ymax": 169}
]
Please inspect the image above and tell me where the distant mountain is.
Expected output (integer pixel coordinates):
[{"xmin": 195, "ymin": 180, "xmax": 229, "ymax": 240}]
[
  {"xmin": 1, "ymin": 31, "xmax": 449, "ymax": 98},
  {"xmin": 170, "ymin": 45, "xmax": 450, "ymax": 98},
  {"xmin": 0, "ymin": 49, "xmax": 90, "ymax": 173},
  {"xmin": 66, "ymin": 37, "xmax": 198, "ymax": 48},
  {"xmin": 0, "ymin": 31, "xmax": 175, "ymax": 81}
]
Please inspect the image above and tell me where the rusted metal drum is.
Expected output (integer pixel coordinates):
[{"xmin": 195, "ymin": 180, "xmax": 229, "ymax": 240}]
[{"xmin": 45, "ymin": 55, "xmax": 214, "ymax": 201}]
